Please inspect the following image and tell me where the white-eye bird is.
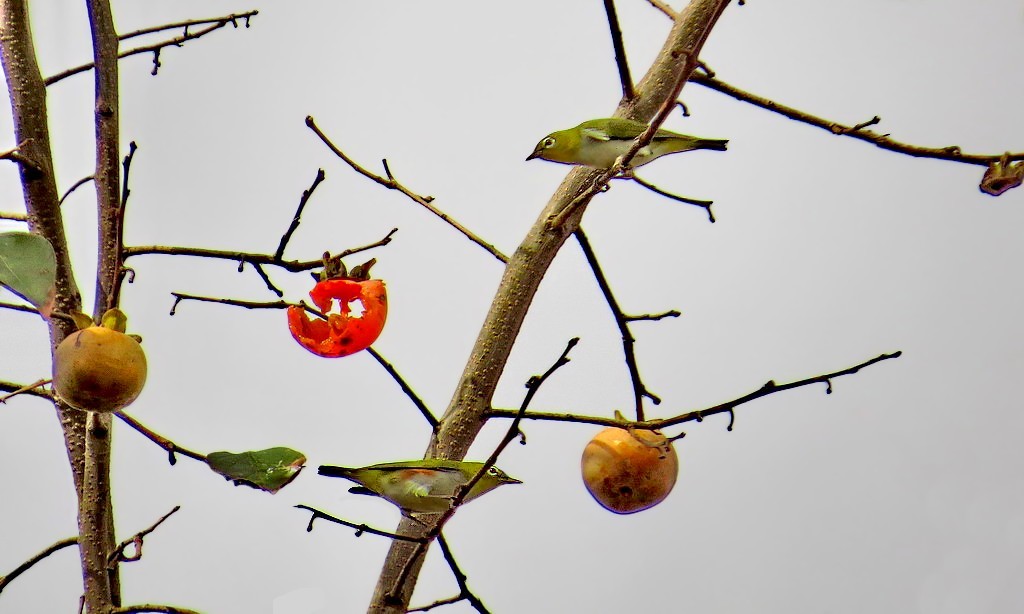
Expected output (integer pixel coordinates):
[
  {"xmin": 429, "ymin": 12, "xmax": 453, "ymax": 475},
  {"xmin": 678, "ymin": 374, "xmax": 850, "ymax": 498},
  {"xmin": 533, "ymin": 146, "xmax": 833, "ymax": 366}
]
[
  {"xmin": 527, "ymin": 117, "xmax": 728, "ymax": 169},
  {"xmin": 317, "ymin": 459, "xmax": 521, "ymax": 514}
]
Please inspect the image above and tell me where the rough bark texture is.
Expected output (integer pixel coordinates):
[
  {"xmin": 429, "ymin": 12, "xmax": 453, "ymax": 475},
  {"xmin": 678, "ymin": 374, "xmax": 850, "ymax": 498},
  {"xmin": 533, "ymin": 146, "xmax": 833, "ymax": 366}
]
[
  {"xmin": 0, "ymin": 0, "xmax": 86, "ymax": 498},
  {"xmin": 367, "ymin": 1, "xmax": 733, "ymax": 611},
  {"xmin": 80, "ymin": 1, "xmax": 123, "ymax": 610}
]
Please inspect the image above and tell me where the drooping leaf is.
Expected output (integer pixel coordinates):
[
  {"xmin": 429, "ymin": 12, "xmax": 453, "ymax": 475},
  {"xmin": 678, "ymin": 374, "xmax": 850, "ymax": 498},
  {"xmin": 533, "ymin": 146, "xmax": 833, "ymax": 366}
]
[
  {"xmin": 207, "ymin": 447, "xmax": 306, "ymax": 494},
  {"xmin": 0, "ymin": 232, "xmax": 56, "ymax": 317}
]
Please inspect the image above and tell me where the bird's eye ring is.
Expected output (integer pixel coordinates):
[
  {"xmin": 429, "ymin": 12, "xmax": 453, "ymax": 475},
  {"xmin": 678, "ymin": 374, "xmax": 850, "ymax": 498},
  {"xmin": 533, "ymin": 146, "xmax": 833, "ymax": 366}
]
[
  {"xmin": 543, "ymin": 137, "xmax": 556, "ymax": 148},
  {"xmin": 487, "ymin": 467, "xmax": 499, "ymax": 476}
]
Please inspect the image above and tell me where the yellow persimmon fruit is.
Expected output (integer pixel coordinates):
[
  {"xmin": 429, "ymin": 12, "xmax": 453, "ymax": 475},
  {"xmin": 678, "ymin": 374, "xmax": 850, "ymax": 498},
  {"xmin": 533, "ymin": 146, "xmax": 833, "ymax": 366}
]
[{"xmin": 53, "ymin": 314, "xmax": 147, "ymax": 413}]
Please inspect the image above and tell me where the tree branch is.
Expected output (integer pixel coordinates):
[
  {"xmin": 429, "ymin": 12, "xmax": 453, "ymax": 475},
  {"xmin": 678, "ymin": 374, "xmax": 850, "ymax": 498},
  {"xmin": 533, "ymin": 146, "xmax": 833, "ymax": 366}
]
[
  {"xmin": 689, "ymin": 71, "xmax": 1024, "ymax": 167},
  {"xmin": 367, "ymin": 3, "xmax": 734, "ymax": 610},
  {"xmin": 44, "ymin": 11, "xmax": 258, "ymax": 86},
  {"xmin": 486, "ymin": 350, "xmax": 902, "ymax": 430},
  {"xmin": 306, "ymin": 116, "xmax": 509, "ymax": 264},
  {"xmin": 0, "ymin": 536, "xmax": 78, "ymax": 594},
  {"xmin": 603, "ymin": 0, "xmax": 634, "ymax": 100}
]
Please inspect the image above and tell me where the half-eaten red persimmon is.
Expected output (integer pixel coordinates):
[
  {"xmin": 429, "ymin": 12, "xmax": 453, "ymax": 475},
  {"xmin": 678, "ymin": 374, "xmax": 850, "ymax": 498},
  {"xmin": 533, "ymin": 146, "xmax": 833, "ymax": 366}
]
[{"xmin": 287, "ymin": 278, "xmax": 387, "ymax": 357}]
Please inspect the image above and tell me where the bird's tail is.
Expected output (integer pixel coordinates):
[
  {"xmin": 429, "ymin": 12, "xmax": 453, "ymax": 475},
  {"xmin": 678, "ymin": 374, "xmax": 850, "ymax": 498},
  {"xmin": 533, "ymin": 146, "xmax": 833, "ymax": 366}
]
[
  {"xmin": 695, "ymin": 138, "xmax": 728, "ymax": 151},
  {"xmin": 318, "ymin": 465, "xmax": 355, "ymax": 479}
]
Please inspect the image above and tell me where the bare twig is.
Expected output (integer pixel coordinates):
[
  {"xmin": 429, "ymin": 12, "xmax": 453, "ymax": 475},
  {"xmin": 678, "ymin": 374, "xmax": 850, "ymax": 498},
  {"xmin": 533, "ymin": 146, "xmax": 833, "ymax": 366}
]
[
  {"xmin": 628, "ymin": 174, "xmax": 715, "ymax": 222},
  {"xmin": 111, "ymin": 606, "xmax": 201, "ymax": 614},
  {"xmin": 0, "ymin": 378, "xmax": 50, "ymax": 404},
  {"xmin": 115, "ymin": 412, "xmax": 206, "ymax": 464},
  {"xmin": 625, "ymin": 309, "xmax": 681, "ymax": 322},
  {"xmin": 645, "ymin": 0, "xmax": 678, "ymax": 19},
  {"xmin": 168, "ymin": 293, "xmax": 318, "ymax": 317},
  {"xmin": 0, "ymin": 139, "xmax": 37, "ymax": 170},
  {"xmin": 125, "ymin": 227, "xmax": 397, "ymax": 272},
  {"xmin": 295, "ymin": 505, "xmax": 421, "ymax": 542},
  {"xmin": 603, "ymin": 0, "xmax": 634, "ymax": 100},
  {"xmin": 119, "ymin": 11, "xmax": 256, "ymax": 41},
  {"xmin": 275, "ymin": 168, "xmax": 326, "ymax": 260},
  {"xmin": 366, "ymin": 348, "xmax": 438, "ymax": 428},
  {"xmin": 689, "ymin": 72, "xmax": 1024, "ymax": 167},
  {"xmin": 388, "ymin": 338, "xmax": 579, "ymax": 602},
  {"xmin": 44, "ymin": 11, "xmax": 258, "ymax": 85},
  {"xmin": 487, "ymin": 351, "xmax": 903, "ymax": 430},
  {"xmin": 0, "ymin": 301, "xmax": 39, "ymax": 314},
  {"xmin": 574, "ymin": 228, "xmax": 660, "ymax": 420},
  {"xmin": 0, "ymin": 536, "xmax": 78, "ymax": 593},
  {"xmin": 0, "ymin": 211, "xmax": 27, "ymax": 221},
  {"xmin": 549, "ymin": 45, "xmax": 699, "ymax": 229},
  {"xmin": 108, "ymin": 506, "xmax": 180, "ymax": 566},
  {"xmin": 58, "ymin": 175, "xmax": 95, "ymax": 206},
  {"xmin": 408, "ymin": 533, "xmax": 491, "ymax": 613},
  {"xmin": 305, "ymin": 116, "xmax": 509, "ymax": 263}
]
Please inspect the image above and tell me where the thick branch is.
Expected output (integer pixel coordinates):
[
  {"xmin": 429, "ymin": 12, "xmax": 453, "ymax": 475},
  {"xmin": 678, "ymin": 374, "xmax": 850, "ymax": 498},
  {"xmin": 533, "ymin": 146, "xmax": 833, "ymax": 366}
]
[
  {"xmin": 0, "ymin": 0, "xmax": 88, "ymax": 516},
  {"xmin": 367, "ymin": 4, "xmax": 734, "ymax": 611},
  {"xmin": 80, "ymin": 2, "xmax": 123, "ymax": 610}
]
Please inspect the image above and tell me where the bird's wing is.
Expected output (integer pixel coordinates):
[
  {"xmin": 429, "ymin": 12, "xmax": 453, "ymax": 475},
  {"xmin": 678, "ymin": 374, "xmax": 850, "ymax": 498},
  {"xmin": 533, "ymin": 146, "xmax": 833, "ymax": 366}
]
[
  {"xmin": 369, "ymin": 462, "xmax": 463, "ymax": 474},
  {"xmin": 580, "ymin": 126, "xmax": 611, "ymax": 142},
  {"xmin": 392, "ymin": 468, "xmax": 464, "ymax": 499}
]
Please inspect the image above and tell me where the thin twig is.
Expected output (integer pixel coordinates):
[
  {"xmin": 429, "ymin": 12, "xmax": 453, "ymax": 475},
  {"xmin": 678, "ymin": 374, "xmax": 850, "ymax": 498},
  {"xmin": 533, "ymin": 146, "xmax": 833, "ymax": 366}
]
[
  {"xmin": 0, "ymin": 378, "xmax": 51, "ymax": 404},
  {"xmin": 110, "ymin": 606, "xmax": 201, "ymax": 614},
  {"xmin": 0, "ymin": 211, "xmax": 27, "ymax": 221},
  {"xmin": 108, "ymin": 506, "xmax": 180, "ymax": 567},
  {"xmin": 408, "ymin": 533, "xmax": 491, "ymax": 613},
  {"xmin": 603, "ymin": 0, "xmax": 634, "ymax": 100},
  {"xmin": 0, "ymin": 139, "xmax": 37, "ymax": 171},
  {"xmin": 389, "ymin": 338, "xmax": 580, "ymax": 602},
  {"xmin": 549, "ymin": 47, "xmax": 698, "ymax": 229},
  {"xmin": 275, "ymin": 168, "xmax": 326, "ymax": 260},
  {"xmin": 118, "ymin": 11, "xmax": 257, "ymax": 41},
  {"xmin": 0, "ymin": 537, "xmax": 78, "ymax": 593},
  {"xmin": 645, "ymin": 0, "xmax": 678, "ymax": 19},
  {"xmin": 0, "ymin": 301, "xmax": 39, "ymax": 315},
  {"xmin": 366, "ymin": 348, "xmax": 438, "ymax": 428},
  {"xmin": 125, "ymin": 227, "xmax": 397, "ymax": 271},
  {"xmin": 628, "ymin": 174, "xmax": 715, "ymax": 222},
  {"xmin": 487, "ymin": 351, "xmax": 903, "ymax": 430},
  {"xmin": 689, "ymin": 72, "xmax": 1024, "ymax": 166},
  {"xmin": 58, "ymin": 175, "xmax": 95, "ymax": 206},
  {"xmin": 115, "ymin": 412, "xmax": 206, "ymax": 464},
  {"xmin": 574, "ymin": 228, "xmax": 659, "ymax": 420},
  {"xmin": 625, "ymin": 309, "xmax": 680, "ymax": 322},
  {"xmin": 45, "ymin": 11, "xmax": 258, "ymax": 85},
  {"xmin": 168, "ymin": 293, "xmax": 316, "ymax": 317},
  {"xmin": 295, "ymin": 505, "xmax": 422, "ymax": 542},
  {"xmin": 305, "ymin": 116, "xmax": 509, "ymax": 263}
]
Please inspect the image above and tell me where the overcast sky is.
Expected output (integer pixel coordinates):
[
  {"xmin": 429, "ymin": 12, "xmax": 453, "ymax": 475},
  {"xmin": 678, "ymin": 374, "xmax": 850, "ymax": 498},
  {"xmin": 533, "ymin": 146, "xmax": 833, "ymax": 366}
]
[{"xmin": 2, "ymin": 1, "xmax": 1024, "ymax": 613}]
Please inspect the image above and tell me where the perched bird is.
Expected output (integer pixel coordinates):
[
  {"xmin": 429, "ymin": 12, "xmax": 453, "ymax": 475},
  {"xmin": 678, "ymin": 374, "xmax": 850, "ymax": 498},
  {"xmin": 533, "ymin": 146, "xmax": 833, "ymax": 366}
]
[
  {"xmin": 527, "ymin": 117, "xmax": 728, "ymax": 169},
  {"xmin": 317, "ymin": 459, "xmax": 522, "ymax": 514}
]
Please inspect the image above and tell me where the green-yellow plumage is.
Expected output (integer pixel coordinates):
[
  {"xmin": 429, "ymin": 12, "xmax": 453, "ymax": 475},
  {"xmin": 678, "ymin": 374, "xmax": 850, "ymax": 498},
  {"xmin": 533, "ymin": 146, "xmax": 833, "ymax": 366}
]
[
  {"xmin": 317, "ymin": 459, "xmax": 521, "ymax": 514},
  {"xmin": 527, "ymin": 117, "xmax": 728, "ymax": 169}
]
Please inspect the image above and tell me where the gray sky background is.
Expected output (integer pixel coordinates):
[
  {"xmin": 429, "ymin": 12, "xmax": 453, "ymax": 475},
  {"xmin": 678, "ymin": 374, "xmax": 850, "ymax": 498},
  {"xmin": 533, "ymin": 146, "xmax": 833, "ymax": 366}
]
[{"xmin": 2, "ymin": 1, "xmax": 1023, "ymax": 612}]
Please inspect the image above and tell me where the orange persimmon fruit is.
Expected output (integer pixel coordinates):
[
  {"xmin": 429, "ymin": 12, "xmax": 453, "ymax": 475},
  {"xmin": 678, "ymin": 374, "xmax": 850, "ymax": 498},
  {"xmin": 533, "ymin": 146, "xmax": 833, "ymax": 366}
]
[
  {"xmin": 581, "ymin": 426, "xmax": 678, "ymax": 514},
  {"xmin": 287, "ymin": 277, "xmax": 387, "ymax": 357}
]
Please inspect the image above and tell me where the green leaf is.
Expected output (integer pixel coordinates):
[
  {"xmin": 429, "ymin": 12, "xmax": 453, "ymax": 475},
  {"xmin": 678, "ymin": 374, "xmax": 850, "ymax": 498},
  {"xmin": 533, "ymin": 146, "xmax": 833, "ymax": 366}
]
[
  {"xmin": 207, "ymin": 447, "xmax": 306, "ymax": 494},
  {"xmin": 0, "ymin": 232, "xmax": 56, "ymax": 317}
]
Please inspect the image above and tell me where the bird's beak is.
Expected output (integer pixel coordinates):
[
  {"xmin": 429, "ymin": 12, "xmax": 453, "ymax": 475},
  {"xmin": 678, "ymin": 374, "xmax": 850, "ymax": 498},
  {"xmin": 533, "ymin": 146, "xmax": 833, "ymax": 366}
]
[
  {"xmin": 526, "ymin": 147, "xmax": 542, "ymax": 161},
  {"xmin": 505, "ymin": 477, "xmax": 523, "ymax": 485}
]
